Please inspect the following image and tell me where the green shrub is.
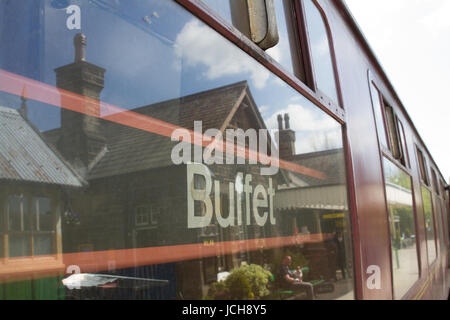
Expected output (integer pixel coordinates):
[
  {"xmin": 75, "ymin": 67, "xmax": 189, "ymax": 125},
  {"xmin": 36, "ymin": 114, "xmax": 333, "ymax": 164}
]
[
  {"xmin": 226, "ymin": 271, "xmax": 252, "ymax": 299},
  {"xmin": 207, "ymin": 264, "xmax": 272, "ymax": 300}
]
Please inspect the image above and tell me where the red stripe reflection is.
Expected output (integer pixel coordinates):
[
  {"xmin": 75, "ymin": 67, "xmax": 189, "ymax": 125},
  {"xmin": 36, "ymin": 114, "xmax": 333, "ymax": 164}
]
[
  {"xmin": 0, "ymin": 69, "xmax": 326, "ymax": 180},
  {"xmin": 0, "ymin": 234, "xmax": 332, "ymax": 280}
]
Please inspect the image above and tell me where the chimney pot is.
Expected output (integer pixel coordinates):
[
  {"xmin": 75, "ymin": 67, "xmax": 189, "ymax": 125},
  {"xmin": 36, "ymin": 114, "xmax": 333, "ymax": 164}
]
[
  {"xmin": 277, "ymin": 114, "xmax": 283, "ymax": 130},
  {"xmin": 74, "ymin": 33, "xmax": 87, "ymax": 62},
  {"xmin": 284, "ymin": 113, "xmax": 290, "ymax": 129}
]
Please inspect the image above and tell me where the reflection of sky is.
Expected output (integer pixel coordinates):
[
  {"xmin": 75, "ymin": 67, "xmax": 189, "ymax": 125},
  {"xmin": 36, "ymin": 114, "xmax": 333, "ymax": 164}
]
[
  {"xmin": 0, "ymin": 0, "xmax": 341, "ymax": 154},
  {"xmin": 266, "ymin": 0, "xmax": 295, "ymax": 75},
  {"xmin": 303, "ymin": 0, "xmax": 339, "ymax": 104}
]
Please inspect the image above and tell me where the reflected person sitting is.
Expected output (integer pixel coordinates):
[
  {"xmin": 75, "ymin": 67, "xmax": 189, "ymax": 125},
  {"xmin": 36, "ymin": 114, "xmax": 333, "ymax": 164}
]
[{"xmin": 279, "ymin": 256, "xmax": 314, "ymax": 300}]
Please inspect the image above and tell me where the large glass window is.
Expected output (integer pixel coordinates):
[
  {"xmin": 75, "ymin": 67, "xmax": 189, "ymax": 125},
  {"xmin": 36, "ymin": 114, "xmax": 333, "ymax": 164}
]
[
  {"xmin": 0, "ymin": 0, "xmax": 354, "ymax": 300},
  {"xmin": 421, "ymin": 186, "xmax": 437, "ymax": 264},
  {"xmin": 383, "ymin": 158, "xmax": 419, "ymax": 299}
]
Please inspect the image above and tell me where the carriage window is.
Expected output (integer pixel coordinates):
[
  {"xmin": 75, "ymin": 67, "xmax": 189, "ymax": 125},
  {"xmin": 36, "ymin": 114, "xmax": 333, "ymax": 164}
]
[
  {"xmin": 0, "ymin": 235, "xmax": 4, "ymax": 259},
  {"xmin": 383, "ymin": 158, "xmax": 419, "ymax": 299},
  {"xmin": 368, "ymin": 80, "xmax": 407, "ymax": 167},
  {"xmin": 384, "ymin": 103, "xmax": 402, "ymax": 161},
  {"xmin": 434, "ymin": 200, "xmax": 444, "ymax": 254},
  {"xmin": 266, "ymin": 0, "xmax": 306, "ymax": 80},
  {"xmin": 440, "ymin": 180, "xmax": 447, "ymax": 204},
  {"xmin": 0, "ymin": 0, "xmax": 354, "ymax": 300},
  {"xmin": 416, "ymin": 148, "xmax": 429, "ymax": 186},
  {"xmin": 369, "ymin": 81, "xmax": 389, "ymax": 149},
  {"xmin": 431, "ymin": 169, "xmax": 439, "ymax": 196},
  {"xmin": 396, "ymin": 120, "xmax": 409, "ymax": 168},
  {"xmin": 421, "ymin": 187, "xmax": 437, "ymax": 264},
  {"xmin": 302, "ymin": 0, "xmax": 339, "ymax": 105}
]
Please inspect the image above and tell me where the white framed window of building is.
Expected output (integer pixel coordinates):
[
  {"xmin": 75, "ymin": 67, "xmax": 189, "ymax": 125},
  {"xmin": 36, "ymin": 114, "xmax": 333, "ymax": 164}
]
[
  {"xmin": 135, "ymin": 206, "xmax": 150, "ymax": 226},
  {"xmin": 6, "ymin": 194, "xmax": 54, "ymax": 258}
]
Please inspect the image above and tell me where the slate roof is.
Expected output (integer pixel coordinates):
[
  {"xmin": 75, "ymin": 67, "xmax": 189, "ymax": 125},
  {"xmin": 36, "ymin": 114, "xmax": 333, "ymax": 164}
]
[
  {"xmin": 0, "ymin": 106, "xmax": 84, "ymax": 187},
  {"xmin": 45, "ymin": 81, "xmax": 253, "ymax": 180},
  {"xmin": 284, "ymin": 148, "xmax": 346, "ymax": 187}
]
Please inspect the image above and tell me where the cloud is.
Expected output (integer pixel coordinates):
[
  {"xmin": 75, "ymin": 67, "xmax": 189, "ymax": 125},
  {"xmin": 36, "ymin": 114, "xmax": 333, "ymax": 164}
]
[
  {"xmin": 266, "ymin": 103, "xmax": 339, "ymax": 132},
  {"xmin": 259, "ymin": 105, "xmax": 269, "ymax": 114},
  {"xmin": 174, "ymin": 19, "xmax": 271, "ymax": 89}
]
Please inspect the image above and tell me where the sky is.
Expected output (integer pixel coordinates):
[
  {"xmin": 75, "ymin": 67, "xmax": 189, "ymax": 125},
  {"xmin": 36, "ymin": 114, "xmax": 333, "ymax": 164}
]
[
  {"xmin": 345, "ymin": 0, "xmax": 450, "ymax": 181},
  {"xmin": 0, "ymin": 0, "xmax": 342, "ymax": 158}
]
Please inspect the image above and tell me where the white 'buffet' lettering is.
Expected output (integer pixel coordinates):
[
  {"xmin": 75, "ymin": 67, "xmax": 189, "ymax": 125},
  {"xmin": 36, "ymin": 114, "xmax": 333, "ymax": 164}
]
[{"xmin": 187, "ymin": 163, "xmax": 276, "ymax": 229}]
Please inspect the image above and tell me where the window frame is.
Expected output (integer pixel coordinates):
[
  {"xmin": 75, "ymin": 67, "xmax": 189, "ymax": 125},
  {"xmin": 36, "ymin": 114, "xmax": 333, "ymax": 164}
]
[
  {"xmin": 135, "ymin": 205, "xmax": 150, "ymax": 227},
  {"xmin": 383, "ymin": 101, "xmax": 402, "ymax": 161},
  {"xmin": 431, "ymin": 168, "xmax": 440, "ymax": 197},
  {"xmin": 420, "ymin": 183, "xmax": 438, "ymax": 265},
  {"xmin": 396, "ymin": 119, "xmax": 410, "ymax": 168},
  {"xmin": 295, "ymin": 0, "xmax": 343, "ymax": 108},
  {"xmin": 3, "ymin": 192, "xmax": 56, "ymax": 259},
  {"xmin": 415, "ymin": 146, "xmax": 430, "ymax": 187},
  {"xmin": 414, "ymin": 145, "xmax": 439, "ymax": 265},
  {"xmin": 368, "ymin": 72, "xmax": 411, "ymax": 173},
  {"xmin": 381, "ymin": 156, "xmax": 421, "ymax": 299},
  {"xmin": 280, "ymin": 0, "xmax": 309, "ymax": 83},
  {"xmin": 368, "ymin": 78, "xmax": 390, "ymax": 150}
]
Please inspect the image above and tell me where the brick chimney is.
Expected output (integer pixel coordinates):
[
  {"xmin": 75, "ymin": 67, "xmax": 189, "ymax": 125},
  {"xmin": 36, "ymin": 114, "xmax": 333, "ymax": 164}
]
[
  {"xmin": 276, "ymin": 113, "xmax": 296, "ymax": 159},
  {"xmin": 55, "ymin": 33, "xmax": 106, "ymax": 170},
  {"xmin": 19, "ymin": 85, "xmax": 28, "ymax": 121}
]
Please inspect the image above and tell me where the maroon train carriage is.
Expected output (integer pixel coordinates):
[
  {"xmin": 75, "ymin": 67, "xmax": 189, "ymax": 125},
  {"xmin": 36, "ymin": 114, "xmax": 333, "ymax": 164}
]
[{"xmin": 0, "ymin": 0, "xmax": 448, "ymax": 300}]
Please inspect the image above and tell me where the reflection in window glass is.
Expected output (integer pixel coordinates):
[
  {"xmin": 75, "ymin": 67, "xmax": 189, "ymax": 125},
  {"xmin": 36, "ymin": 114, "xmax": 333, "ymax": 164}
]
[
  {"xmin": 0, "ymin": 236, "xmax": 3, "ymax": 258},
  {"xmin": 421, "ymin": 187, "xmax": 437, "ymax": 263},
  {"xmin": 369, "ymin": 82, "xmax": 388, "ymax": 149},
  {"xmin": 384, "ymin": 104, "xmax": 401, "ymax": 160},
  {"xmin": 431, "ymin": 169, "xmax": 439, "ymax": 196},
  {"xmin": 0, "ymin": 208, "xmax": 3, "ymax": 257},
  {"xmin": 33, "ymin": 197, "xmax": 53, "ymax": 231},
  {"xmin": 303, "ymin": 0, "xmax": 339, "ymax": 104},
  {"xmin": 199, "ymin": 0, "xmax": 249, "ymax": 37},
  {"xmin": 9, "ymin": 235, "xmax": 30, "ymax": 258},
  {"xmin": 200, "ymin": 0, "xmax": 232, "ymax": 22},
  {"xmin": 8, "ymin": 195, "xmax": 30, "ymax": 232},
  {"xmin": 417, "ymin": 149, "xmax": 429, "ymax": 185},
  {"xmin": 434, "ymin": 200, "xmax": 444, "ymax": 254},
  {"xmin": 266, "ymin": 1, "xmax": 296, "ymax": 76},
  {"xmin": 34, "ymin": 234, "xmax": 53, "ymax": 256},
  {"xmin": 383, "ymin": 158, "xmax": 419, "ymax": 299},
  {"xmin": 397, "ymin": 120, "xmax": 409, "ymax": 168},
  {"xmin": 0, "ymin": 0, "xmax": 353, "ymax": 300},
  {"xmin": 202, "ymin": 0, "xmax": 302, "ymax": 80}
]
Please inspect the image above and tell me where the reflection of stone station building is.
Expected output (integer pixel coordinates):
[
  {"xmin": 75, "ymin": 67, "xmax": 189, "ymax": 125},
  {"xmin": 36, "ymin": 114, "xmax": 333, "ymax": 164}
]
[
  {"xmin": 0, "ymin": 96, "xmax": 84, "ymax": 299},
  {"xmin": 42, "ymin": 34, "xmax": 288, "ymax": 299}
]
